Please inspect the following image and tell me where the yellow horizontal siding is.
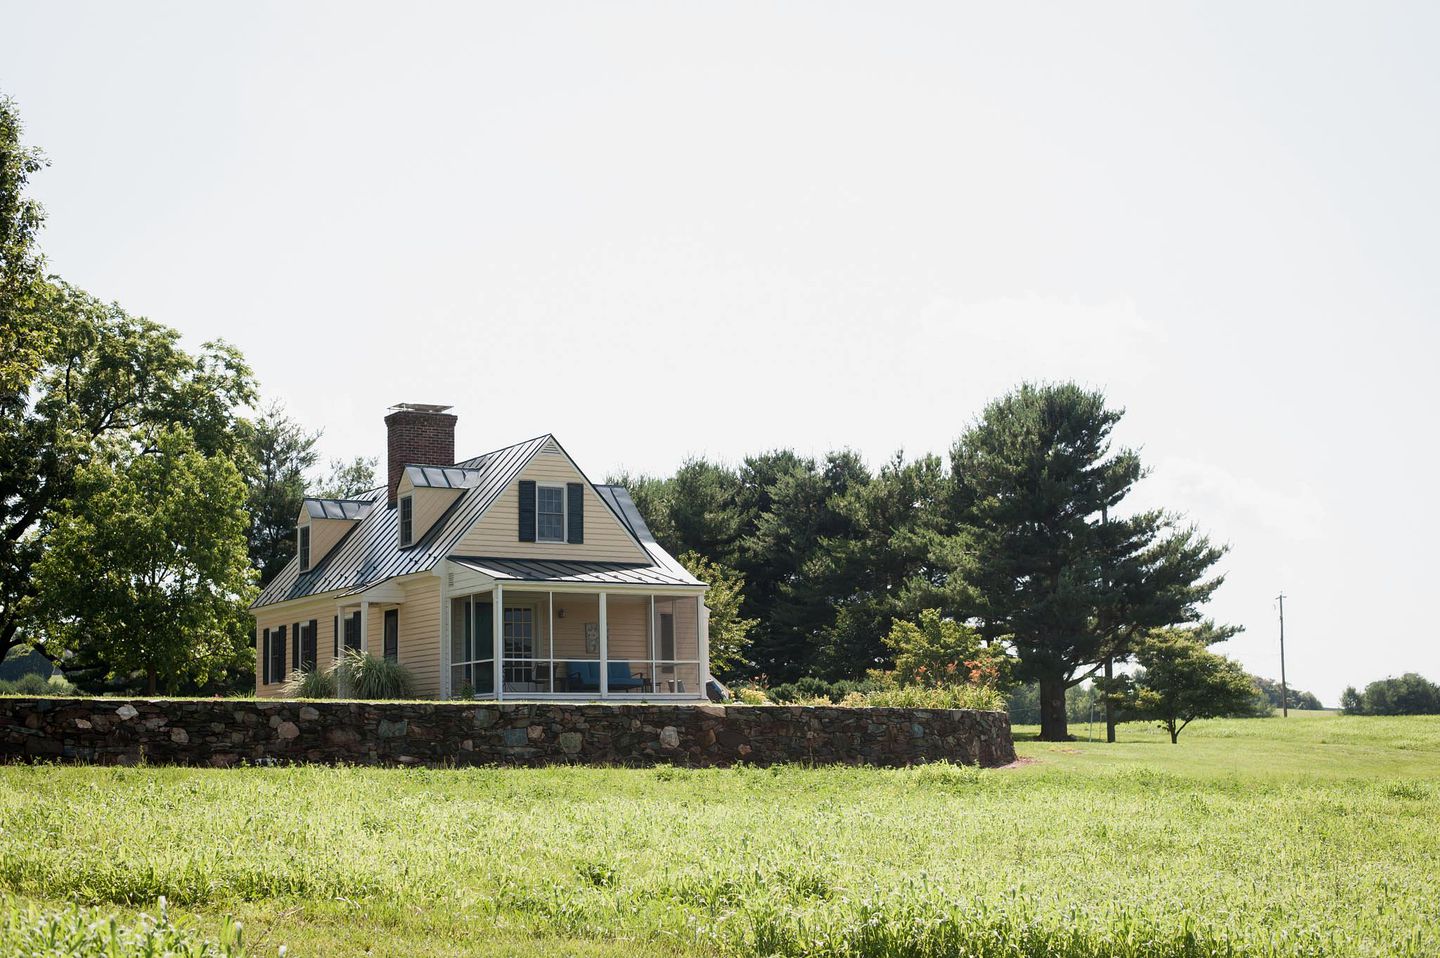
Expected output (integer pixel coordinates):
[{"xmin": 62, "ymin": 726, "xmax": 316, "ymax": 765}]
[
  {"xmin": 607, "ymin": 595, "xmax": 650, "ymax": 660},
  {"xmin": 254, "ymin": 595, "xmax": 341, "ymax": 697},
  {"xmin": 398, "ymin": 576, "xmax": 442, "ymax": 698},
  {"xmin": 453, "ymin": 453, "xmax": 649, "ymax": 563},
  {"xmin": 304, "ymin": 518, "xmax": 352, "ymax": 567}
]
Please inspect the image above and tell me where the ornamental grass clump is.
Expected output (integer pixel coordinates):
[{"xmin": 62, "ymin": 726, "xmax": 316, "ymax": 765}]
[
  {"xmin": 335, "ymin": 647, "xmax": 415, "ymax": 700},
  {"xmin": 282, "ymin": 664, "xmax": 336, "ymax": 699}
]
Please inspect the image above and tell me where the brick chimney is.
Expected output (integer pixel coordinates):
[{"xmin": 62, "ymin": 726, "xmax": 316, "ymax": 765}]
[{"xmin": 384, "ymin": 403, "xmax": 457, "ymax": 506}]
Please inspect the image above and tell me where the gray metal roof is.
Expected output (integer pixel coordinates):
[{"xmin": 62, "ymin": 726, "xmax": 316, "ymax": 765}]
[
  {"xmin": 252, "ymin": 436, "xmax": 697, "ymax": 608},
  {"xmin": 303, "ymin": 498, "xmax": 379, "ymax": 521},
  {"xmin": 402, "ymin": 465, "xmax": 488, "ymax": 490},
  {"xmin": 595, "ymin": 485, "xmax": 698, "ymax": 583},
  {"xmin": 448, "ymin": 556, "xmax": 702, "ymax": 587},
  {"xmin": 253, "ymin": 434, "xmax": 553, "ymax": 608}
]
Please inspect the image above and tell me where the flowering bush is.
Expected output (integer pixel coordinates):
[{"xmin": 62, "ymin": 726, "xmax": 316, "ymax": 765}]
[
  {"xmin": 733, "ymin": 685, "xmax": 772, "ymax": 705},
  {"xmin": 884, "ymin": 609, "xmax": 1012, "ymax": 691}
]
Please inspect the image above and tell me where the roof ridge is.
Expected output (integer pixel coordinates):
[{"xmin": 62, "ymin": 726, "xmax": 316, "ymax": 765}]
[{"xmin": 451, "ymin": 433, "xmax": 553, "ymax": 468}]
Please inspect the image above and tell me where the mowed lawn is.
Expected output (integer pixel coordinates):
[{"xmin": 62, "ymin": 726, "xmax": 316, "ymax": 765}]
[{"xmin": 0, "ymin": 710, "xmax": 1436, "ymax": 957}]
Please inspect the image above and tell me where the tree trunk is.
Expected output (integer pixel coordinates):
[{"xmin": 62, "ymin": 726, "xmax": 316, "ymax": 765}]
[
  {"xmin": 1168, "ymin": 722, "xmax": 1179, "ymax": 744},
  {"xmin": 1038, "ymin": 678, "xmax": 1071, "ymax": 741},
  {"xmin": 145, "ymin": 665, "xmax": 158, "ymax": 696},
  {"xmin": 0, "ymin": 618, "xmax": 19, "ymax": 667},
  {"xmin": 1104, "ymin": 657, "xmax": 1116, "ymax": 743}
]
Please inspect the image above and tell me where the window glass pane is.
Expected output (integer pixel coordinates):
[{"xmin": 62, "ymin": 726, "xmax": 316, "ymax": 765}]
[{"xmin": 537, "ymin": 486, "xmax": 564, "ymax": 540}]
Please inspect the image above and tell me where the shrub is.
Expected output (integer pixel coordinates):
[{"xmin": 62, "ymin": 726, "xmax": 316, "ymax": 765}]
[
  {"xmin": 862, "ymin": 682, "xmax": 1006, "ymax": 711},
  {"xmin": 283, "ymin": 665, "xmax": 336, "ymax": 699},
  {"xmin": 0, "ymin": 898, "xmax": 248, "ymax": 957},
  {"xmin": 767, "ymin": 676, "xmax": 877, "ymax": 704},
  {"xmin": 335, "ymin": 648, "xmax": 415, "ymax": 700},
  {"xmin": 0, "ymin": 672, "xmax": 79, "ymax": 696}
]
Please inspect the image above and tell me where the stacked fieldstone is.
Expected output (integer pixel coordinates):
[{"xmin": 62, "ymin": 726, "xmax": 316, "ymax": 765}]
[{"xmin": 0, "ymin": 698, "xmax": 1016, "ymax": 769}]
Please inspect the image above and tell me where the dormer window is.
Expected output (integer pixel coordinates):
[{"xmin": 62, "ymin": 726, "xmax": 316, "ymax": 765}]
[
  {"xmin": 399, "ymin": 494, "xmax": 414, "ymax": 547},
  {"xmin": 297, "ymin": 526, "xmax": 311, "ymax": 572},
  {"xmin": 537, "ymin": 485, "xmax": 566, "ymax": 542}
]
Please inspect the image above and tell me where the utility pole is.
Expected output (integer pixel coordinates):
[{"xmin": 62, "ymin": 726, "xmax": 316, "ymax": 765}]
[
  {"xmin": 1102, "ymin": 505, "xmax": 1116, "ymax": 743},
  {"xmin": 1276, "ymin": 592, "xmax": 1288, "ymax": 718}
]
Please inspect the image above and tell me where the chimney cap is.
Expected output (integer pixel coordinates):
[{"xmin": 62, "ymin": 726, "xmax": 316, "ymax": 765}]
[{"xmin": 387, "ymin": 403, "xmax": 453, "ymax": 414}]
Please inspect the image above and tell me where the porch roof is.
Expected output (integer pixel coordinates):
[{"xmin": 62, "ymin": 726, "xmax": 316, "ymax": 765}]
[{"xmin": 447, "ymin": 556, "xmax": 702, "ymax": 587}]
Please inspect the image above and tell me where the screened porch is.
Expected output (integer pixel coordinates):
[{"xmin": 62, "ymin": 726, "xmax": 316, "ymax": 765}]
[{"xmin": 445, "ymin": 586, "xmax": 707, "ymax": 700}]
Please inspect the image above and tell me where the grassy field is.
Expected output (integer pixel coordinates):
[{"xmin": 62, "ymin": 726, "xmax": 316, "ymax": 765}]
[{"xmin": 0, "ymin": 710, "xmax": 1435, "ymax": 957}]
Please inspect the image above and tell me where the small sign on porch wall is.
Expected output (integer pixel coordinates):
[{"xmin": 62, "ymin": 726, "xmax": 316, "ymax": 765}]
[{"xmin": 584, "ymin": 623, "xmax": 599, "ymax": 654}]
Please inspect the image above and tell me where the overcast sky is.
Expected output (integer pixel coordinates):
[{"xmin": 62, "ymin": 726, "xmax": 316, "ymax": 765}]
[{"xmin": 5, "ymin": 2, "xmax": 1437, "ymax": 704}]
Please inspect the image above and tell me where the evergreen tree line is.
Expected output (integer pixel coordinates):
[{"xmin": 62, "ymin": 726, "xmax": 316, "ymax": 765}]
[{"xmin": 612, "ymin": 381, "xmax": 1236, "ymax": 741}]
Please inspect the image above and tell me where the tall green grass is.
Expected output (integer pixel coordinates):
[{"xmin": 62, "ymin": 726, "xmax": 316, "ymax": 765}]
[
  {"xmin": 0, "ymin": 712, "xmax": 1435, "ymax": 957},
  {"xmin": 0, "ymin": 898, "xmax": 246, "ymax": 957}
]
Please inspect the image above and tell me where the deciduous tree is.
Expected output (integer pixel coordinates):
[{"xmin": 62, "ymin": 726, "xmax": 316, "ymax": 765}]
[
  {"xmin": 1, "ymin": 283, "xmax": 253, "ymax": 665},
  {"xmin": 314, "ymin": 455, "xmax": 378, "ymax": 499},
  {"xmin": 1122, "ymin": 627, "xmax": 1259, "ymax": 743},
  {"xmin": 678, "ymin": 551, "xmax": 757, "ymax": 677},
  {"xmin": 33, "ymin": 427, "xmax": 256, "ymax": 694}
]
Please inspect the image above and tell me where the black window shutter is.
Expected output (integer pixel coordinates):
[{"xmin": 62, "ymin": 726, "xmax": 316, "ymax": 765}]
[
  {"xmin": 384, "ymin": 609, "xmax": 399, "ymax": 661},
  {"xmin": 567, "ymin": 483, "xmax": 584, "ymax": 544},
  {"xmin": 292, "ymin": 622, "xmax": 301, "ymax": 672},
  {"xmin": 345, "ymin": 612, "xmax": 362, "ymax": 652},
  {"xmin": 277, "ymin": 625, "xmax": 286, "ymax": 682},
  {"xmin": 333, "ymin": 615, "xmax": 339, "ymax": 658},
  {"xmin": 518, "ymin": 480, "xmax": 537, "ymax": 542},
  {"xmin": 262, "ymin": 629, "xmax": 271, "ymax": 684},
  {"xmin": 304, "ymin": 620, "xmax": 318, "ymax": 670}
]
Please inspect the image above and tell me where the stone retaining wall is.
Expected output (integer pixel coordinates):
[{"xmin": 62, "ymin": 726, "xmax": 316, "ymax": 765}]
[{"xmin": 0, "ymin": 698, "xmax": 1015, "ymax": 768}]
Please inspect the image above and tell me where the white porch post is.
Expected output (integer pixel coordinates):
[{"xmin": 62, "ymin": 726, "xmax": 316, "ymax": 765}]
[
  {"xmin": 598, "ymin": 591, "xmax": 608, "ymax": 698},
  {"xmin": 699, "ymin": 598, "xmax": 710, "ymax": 694},
  {"xmin": 359, "ymin": 600, "xmax": 370, "ymax": 655},
  {"xmin": 335, "ymin": 603, "xmax": 349, "ymax": 698},
  {"xmin": 493, "ymin": 584, "xmax": 504, "ymax": 701},
  {"xmin": 438, "ymin": 567, "xmax": 451, "ymax": 700}
]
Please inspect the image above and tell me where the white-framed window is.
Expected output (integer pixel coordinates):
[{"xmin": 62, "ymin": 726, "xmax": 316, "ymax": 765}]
[
  {"xmin": 297, "ymin": 525, "xmax": 311, "ymax": 571},
  {"xmin": 537, "ymin": 485, "xmax": 565, "ymax": 542},
  {"xmin": 399, "ymin": 494, "xmax": 414, "ymax": 547}
]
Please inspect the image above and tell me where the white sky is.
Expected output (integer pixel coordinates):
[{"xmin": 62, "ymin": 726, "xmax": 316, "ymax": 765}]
[{"xmin": 5, "ymin": 2, "xmax": 1437, "ymax": 704}]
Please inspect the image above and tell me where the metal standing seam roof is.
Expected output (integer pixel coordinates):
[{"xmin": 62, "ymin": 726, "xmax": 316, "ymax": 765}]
[
  {"xmin": 253, "ymin": 435, "xmax": 551, "ymax": 608},
  {"xmin": 595, "ymin": 484, "xmax": 698, "ymax": 582},
  {"xmin": 447, "ymin": 556, "xmax": 702, "ymax": 587},
  {"xmin": 303, "ymin": 498, "xmax": 378, "ymax": 521},
  {"xmin": 402, "ymin": 465, "xmax": 488, "ymax": 490},
  {"xmin": 252, "ymin": 436, "xmax": 701, "ymax": 608}
]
